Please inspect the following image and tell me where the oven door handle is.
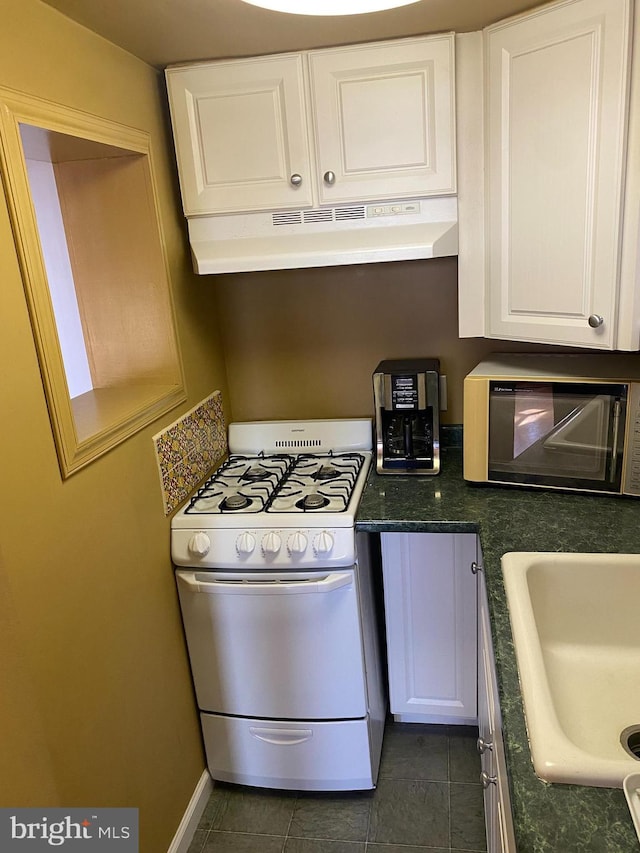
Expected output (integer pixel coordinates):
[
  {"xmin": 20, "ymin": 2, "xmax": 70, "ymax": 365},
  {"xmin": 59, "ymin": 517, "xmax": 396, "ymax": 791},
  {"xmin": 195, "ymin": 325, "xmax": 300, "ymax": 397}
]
[{"xmin": 180, "ymin": 571, "xmax": 353, "ymax": 595}]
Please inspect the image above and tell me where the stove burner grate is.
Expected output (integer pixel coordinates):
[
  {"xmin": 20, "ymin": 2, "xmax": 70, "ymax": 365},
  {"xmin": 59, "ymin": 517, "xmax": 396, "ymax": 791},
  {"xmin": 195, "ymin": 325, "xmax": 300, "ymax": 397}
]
[{"xmin": 184, "ymin": 450, "xmax": 364, "ymax": 515}]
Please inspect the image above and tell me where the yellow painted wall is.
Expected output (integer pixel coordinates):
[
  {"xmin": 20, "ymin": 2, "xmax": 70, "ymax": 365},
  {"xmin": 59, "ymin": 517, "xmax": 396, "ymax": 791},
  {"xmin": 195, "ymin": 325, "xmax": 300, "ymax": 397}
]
[{"xmin": 0, "ymin": 1, "xmax": 228, "ymax": 849}]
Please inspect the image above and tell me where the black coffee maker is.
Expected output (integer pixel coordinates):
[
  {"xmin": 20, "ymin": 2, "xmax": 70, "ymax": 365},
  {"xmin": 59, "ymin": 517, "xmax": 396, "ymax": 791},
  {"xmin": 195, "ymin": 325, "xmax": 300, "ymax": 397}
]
[{"xmin": 373, "ymin": 358, "xmax": 440, "ymax": 475}]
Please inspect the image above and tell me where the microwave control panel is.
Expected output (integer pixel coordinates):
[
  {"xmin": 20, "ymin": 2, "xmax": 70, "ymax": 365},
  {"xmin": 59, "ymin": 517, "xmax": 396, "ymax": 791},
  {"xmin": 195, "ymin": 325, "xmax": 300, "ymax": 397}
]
[{"xmin": 623, "ymin": 383, "xmax": 640, "ymax": 496}]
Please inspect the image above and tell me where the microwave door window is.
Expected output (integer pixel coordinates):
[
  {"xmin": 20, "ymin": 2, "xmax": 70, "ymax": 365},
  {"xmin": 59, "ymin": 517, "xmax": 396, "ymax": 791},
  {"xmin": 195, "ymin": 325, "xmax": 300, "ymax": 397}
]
[
  {"xmin": 489, "ymin": 384, "xmax": 556, "ymax": 472},
  {"xmin": 513, "ymin": 386, "xmax": 555, "ymax": 458},
  {"xmin": 541, "ymin": 396, "xmax": 609, "ymax": 460},
  {"xmin": 488, "ymin": 383, "xmax": 625, "ymax": 490},
  {"xmin": 536, "ymin": 395, "xmax": 610, "ymax": 478}
]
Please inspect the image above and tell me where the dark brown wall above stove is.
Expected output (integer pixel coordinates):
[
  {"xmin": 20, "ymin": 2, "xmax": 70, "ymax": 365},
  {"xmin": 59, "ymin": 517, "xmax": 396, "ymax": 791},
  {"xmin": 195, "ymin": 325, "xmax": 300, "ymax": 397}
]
[{"xmin": 214, "ymin": 257, "xmax": 564, "ymax": 425}]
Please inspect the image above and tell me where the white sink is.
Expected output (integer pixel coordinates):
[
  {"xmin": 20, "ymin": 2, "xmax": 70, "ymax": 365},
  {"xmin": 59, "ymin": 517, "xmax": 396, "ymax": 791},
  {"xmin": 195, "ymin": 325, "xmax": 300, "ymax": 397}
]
[{"xmin": 501, "ymin": 551, "xmax": 640, "ymax": 787}]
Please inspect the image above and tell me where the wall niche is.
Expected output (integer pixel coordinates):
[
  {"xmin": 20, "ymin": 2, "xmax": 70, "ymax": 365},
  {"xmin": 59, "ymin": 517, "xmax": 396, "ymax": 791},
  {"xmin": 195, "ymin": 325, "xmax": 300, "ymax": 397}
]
[{"xmin": 0, "ymin": 88, "xmax": 185, "ymax": 477}]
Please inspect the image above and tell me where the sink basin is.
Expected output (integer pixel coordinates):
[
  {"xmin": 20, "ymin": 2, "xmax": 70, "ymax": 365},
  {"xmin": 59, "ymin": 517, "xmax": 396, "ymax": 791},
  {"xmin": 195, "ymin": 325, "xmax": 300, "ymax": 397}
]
[{"xmin": 501, "ymin": 552, "xmax": 640, "ymax": 787}]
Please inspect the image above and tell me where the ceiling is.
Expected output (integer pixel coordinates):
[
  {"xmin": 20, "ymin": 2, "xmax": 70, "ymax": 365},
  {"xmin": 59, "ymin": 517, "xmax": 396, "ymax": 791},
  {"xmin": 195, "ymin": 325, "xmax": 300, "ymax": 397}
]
[{"xmin": 40, "ymin": 0, "xmax": 543, "ymax": 68}]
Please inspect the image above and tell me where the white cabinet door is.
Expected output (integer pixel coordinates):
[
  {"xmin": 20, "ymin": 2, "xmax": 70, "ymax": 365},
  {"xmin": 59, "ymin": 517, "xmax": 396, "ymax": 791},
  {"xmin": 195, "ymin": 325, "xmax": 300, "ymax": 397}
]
[
  {"xmin": 478, "ymin": 574, "xmax": 500, "ymax": 853},
  {"xmin": 617, "ymin": 0, "xmax": 640, "ymax": 350},
  {"xmin": 484, "ymin": 0, "xmax": 631, "ymax": 348},
  {"xmin": 166, "ymin": 35, "xmax": 456, "ymax": 217},
  {"xmin": 165, "ymin": 54, "xmax": 313, "ymax": 215},
  {"xmin": 478, "ymin": 569, "xmax": 516, "ymax": 853},
  {"xmin": 458, "ymin": 0, "xmax": 637, "ymax": 350},
  {"xmin": 381, "ymin": 532, "xmax": 477, "ymax": 723},
  {"xmin": 308, "ymin": 35, "xmax": 456, "ymax": 205}
]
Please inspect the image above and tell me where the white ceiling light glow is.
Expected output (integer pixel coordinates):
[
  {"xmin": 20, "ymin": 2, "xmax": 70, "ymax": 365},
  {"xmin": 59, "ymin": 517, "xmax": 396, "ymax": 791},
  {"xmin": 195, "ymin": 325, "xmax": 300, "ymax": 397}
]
[{"xmin": 240, "ymin": 0, "xmax": 421, "ymax": 15}]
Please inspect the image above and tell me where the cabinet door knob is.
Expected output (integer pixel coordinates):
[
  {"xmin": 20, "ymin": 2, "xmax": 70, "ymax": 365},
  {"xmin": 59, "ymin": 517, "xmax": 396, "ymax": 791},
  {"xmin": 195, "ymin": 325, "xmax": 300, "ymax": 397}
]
[
  {"xmin": 323, "ymin": 170, "xmax": 336, "ymax": 185},
  {"xmin": 588, "ymin": 314, "xmax": 604, "ymax": 328},
  {"xmin": 477, "ymin": 737, "xmax": 494, "ymax": 754},
  {"xmin": 481, "ymin": 770, "xmax": 498, "ymax": 788},
  {"xmin": 290, "ymin": 173, "xmax": 303, "ymax": 187},
  {"xmin": 470, "ymin": 561, "xmax": 483, "ymax": 575}
]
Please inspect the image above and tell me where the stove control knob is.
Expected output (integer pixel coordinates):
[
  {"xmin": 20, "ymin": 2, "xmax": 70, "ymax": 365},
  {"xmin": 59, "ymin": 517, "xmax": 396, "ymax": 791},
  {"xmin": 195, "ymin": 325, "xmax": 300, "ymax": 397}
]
[
  {"xmin": 261, "ymin": 531, "xmax": 282, "ymax": 556},
  {"xmin": 188, "ymin": 531, "xmax": 211, "ymax": 558},
  {"xmin": 313, "ymin": 530, "xmax": 334, "ymax": 556},
  {"xmin": 287, "ymin": 531, "xmax": 308, "ymax": 556},
  {"xmin": 236, "ymin": 531, "xmax": 256, "ymax": 556}
]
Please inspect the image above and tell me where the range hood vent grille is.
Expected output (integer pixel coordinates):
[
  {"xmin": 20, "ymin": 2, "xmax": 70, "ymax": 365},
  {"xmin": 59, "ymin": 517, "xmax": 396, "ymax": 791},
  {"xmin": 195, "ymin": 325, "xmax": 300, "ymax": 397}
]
[
  {"xmin": 303, "ymin": 209, "xmax": 335, "ymax": 223},
  {"xmin": 335, "ymin": 206, "xmax": 366, "ymax": 221},
  {"xmin": 272, "ymin": 211, "xmax": 303, "ymax": 226},
  {"xmin": 272, "ymin": 206, "xmax": 367, "ymax": 227}
]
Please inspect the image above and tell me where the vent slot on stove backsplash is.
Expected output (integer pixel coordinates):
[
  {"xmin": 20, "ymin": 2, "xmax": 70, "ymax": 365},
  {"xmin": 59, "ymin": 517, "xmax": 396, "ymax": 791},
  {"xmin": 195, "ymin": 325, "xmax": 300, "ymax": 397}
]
[{"xmin": 275, "ymin": 438, "xmax": 323, "ymax": 449}]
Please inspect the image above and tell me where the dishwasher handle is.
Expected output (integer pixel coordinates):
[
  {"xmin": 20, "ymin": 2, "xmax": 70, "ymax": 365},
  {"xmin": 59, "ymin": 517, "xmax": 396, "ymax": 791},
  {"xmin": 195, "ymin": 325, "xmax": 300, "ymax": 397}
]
[{"xmin": 178, "ymin": 571, "xmax": 353, "ymax": 595}]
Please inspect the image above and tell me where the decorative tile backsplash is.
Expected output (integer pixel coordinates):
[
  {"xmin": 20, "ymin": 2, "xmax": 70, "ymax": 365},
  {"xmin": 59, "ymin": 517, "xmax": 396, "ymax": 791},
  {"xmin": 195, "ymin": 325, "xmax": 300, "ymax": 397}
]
[{"xmin": 153, "ymin": 390, "xmax": 227, "ymax": 515}]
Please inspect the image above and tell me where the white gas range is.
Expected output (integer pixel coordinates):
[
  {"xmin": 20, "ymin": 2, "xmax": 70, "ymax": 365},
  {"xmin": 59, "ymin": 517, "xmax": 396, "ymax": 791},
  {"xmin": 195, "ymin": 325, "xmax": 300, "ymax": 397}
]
[
  {"xmin": 171, "ymin": 418, "xmax": 373, "ymax": 570},
  {"xmin": 171, "ymin": 419, "xmax": 385, "ymax": 792}
]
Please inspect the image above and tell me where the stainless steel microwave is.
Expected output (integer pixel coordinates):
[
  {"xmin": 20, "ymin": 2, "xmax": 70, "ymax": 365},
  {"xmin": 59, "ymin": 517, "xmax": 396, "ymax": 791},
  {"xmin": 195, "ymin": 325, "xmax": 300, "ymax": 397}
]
[{"xmin": 463, "ymin": 354, "xmax": 640, "ymax": 497}]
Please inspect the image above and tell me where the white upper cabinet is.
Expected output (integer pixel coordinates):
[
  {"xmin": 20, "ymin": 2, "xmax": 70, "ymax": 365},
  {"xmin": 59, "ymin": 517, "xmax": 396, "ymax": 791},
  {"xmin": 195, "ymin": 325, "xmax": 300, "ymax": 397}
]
[
  {"xmin": 165, "ymin": 54, "xmax": 313, "ymax": 215},
  {"xmin": 457, "ymin": 0, "xmax": 638, "ymax": 350},
  {"xmin": 308, "ymin": 36, "xmax": 456, "ymax": 205},
  {"xmin": 165, "ymin": 34, "xmax": 456, "ymax": 216},
  {"xmin": 486, "ymin": 0, "xmax": 629, "ymax": 349}
]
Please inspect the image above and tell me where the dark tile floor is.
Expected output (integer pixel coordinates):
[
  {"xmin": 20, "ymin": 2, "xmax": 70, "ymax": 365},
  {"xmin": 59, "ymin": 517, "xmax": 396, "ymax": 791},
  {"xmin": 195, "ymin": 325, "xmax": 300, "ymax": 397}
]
[{"xmin": 187, "ymin": 723, "xmax": 486, "ymax": 853}]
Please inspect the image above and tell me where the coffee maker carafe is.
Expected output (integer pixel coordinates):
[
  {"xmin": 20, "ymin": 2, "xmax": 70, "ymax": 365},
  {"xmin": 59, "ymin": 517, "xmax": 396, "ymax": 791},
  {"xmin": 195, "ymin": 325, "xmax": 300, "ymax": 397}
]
[{"xmin": 373, "ymin": 359, "xmax": 440, "ymax": 475}]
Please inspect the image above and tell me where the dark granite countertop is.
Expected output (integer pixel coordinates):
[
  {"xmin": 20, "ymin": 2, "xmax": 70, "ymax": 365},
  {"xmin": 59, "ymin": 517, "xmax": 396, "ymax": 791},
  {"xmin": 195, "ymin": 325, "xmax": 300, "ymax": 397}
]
[{"xmin": 357, "ymin": 447, "xmax": 640, "ymax": 852}]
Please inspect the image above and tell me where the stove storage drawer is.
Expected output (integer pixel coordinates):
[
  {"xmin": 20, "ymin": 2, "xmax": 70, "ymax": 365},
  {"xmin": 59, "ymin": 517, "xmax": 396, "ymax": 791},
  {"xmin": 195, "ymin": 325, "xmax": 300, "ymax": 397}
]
[
  {"xmin": 200, "ymin": 712, "xmax": 376, "ymax": 791},
  {"xmin": 175, "ymin": 567, "xmax": 367, "ymax": 719}
]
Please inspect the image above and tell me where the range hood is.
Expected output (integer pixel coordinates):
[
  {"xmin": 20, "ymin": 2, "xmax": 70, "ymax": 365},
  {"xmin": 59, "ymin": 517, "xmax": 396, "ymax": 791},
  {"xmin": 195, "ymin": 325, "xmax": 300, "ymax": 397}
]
[{"xmin": 186, "ymin": 196, "xmax": 458, "ymax": 275}]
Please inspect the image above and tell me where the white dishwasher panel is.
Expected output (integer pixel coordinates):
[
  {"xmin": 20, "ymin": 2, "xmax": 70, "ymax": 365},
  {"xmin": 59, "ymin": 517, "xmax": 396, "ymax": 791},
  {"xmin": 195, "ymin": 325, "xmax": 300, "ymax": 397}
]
[
  {"xmin": 175, "ymin": 568, "xmax": 367, "ymax": 719},
  {"xmin": 201, "ymin": 712, "xmax": 376, "ymax": 790}
]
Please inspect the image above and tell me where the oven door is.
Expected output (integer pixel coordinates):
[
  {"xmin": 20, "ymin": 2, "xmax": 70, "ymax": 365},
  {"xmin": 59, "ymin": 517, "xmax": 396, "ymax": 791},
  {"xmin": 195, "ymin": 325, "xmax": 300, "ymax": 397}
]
[
  {"xmin": 175, "ymin": 568, "xmax": 367, "ymax": 719},
  {"xmin": 488, "ymin": 380, "xmax": 627, "ymax": 493}
]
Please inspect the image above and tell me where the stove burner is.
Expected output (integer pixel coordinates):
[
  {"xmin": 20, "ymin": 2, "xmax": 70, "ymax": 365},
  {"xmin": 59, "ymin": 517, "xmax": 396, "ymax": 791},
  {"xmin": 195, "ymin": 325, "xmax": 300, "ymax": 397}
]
[
  {"xmin": 297, "ymin": 493, "xmax": 330, "ymax": 511},
  {"xmin": 241, "ymin": 466, "xmax": 271, "ymax": 482},
  {"xmin": 221, "ymin": 494, "xmax": 252, "ymax": 511},
  {"xmin": 313, "ymin": 465, "xmax": 341, "ymax": 481}
]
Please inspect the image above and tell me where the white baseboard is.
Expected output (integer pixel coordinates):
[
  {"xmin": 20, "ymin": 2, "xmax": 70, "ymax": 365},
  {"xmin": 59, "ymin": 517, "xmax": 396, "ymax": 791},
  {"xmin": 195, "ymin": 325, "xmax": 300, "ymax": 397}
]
[{"xmin": 167, "ymin": 770, "xmax": 213, "ymax": 853}]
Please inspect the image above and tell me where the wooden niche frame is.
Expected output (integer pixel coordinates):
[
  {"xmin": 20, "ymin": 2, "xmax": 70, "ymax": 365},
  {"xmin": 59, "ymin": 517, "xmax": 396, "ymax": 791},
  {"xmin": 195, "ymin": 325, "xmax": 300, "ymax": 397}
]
[{"xmin": 0, "ymin": 88, "xmax": 186, "ymax": 477}]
